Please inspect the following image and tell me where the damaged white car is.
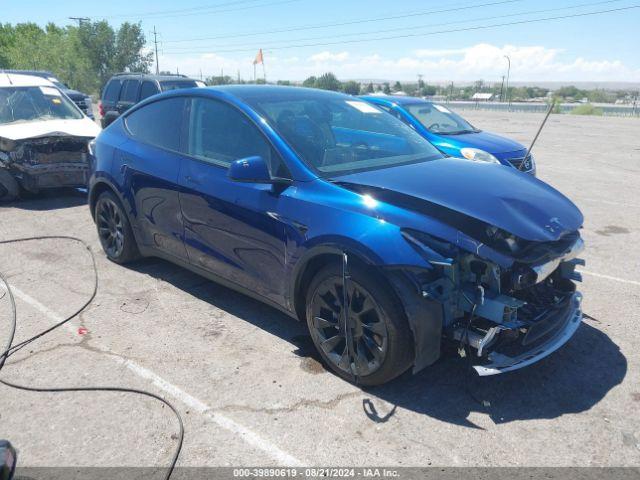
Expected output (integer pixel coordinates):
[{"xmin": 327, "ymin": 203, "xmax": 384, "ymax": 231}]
[{"xmin": 0, "ymin": 73, "xmax": 100, "ymax": 201}]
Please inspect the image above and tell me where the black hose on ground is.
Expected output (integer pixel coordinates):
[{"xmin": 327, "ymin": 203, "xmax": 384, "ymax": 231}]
[{"xmin": 0, "ymin": 235, "xmax": 184, "ymax": 480}]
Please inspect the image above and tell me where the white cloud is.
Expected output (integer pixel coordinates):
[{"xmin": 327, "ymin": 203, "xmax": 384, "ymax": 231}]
[
  {"xmin": 308, "ymin": 51, "xmax": 350, "ymax": 62},
  {"xmin": 414, "ymin": 48, "xmax": 467, "ymax": 58},
  {"xmin": 160, "ymin": 44, "xmax": 639, "ymax": 82}
]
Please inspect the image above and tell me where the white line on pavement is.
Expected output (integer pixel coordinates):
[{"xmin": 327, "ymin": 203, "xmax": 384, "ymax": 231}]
[
  {"xmin": 8, "ymin": 284, "xmax": 304, "ymax": 467},
  {"xmin": 581, "ymin": 270, "xmax": 640, "ymax": 287}
]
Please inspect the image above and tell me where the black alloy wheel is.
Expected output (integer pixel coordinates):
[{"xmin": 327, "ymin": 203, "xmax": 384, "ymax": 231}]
[
  {"xmin": 306, "ymin": 262, "xmax": 413, "ymax": 385},
  {"xmin": 95, "ymin": 191, "xmax": 140, "ymax": 264},
  {"xmin": 97, "ymin": 197, "xmax": 125, "ymax": 258}
]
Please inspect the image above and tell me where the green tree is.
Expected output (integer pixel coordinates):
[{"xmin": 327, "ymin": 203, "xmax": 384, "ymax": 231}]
[
  {"xmin": 302, "ymin": 76, "xmax": 317, "ymax": 88},
  {"xmin": 393, "ymin": 81, "xmax": 402, "ymax": 92},
  {"xmin": 587, "ymin": 89, "xmax": 612, "ymax": 103},
  {"xmin": 0, "ymin": 20, "xmax": 152, "ymax": 95},
  {"xmin": 366, "ymin": 82, "xmax": 374, "ymax": 93},
  {"xmin": 422, "ymin": 84, "xmax": 437, "ymax": 96},
  {"xmin": 555, "ymin": 86, "xmax": 585, "ymax": 99},
  {"xmin": 315, "ymin": 72, "xmax": 341, "ymax": 91},
  {"xmin": 383, "ymin": 82, "xmax": 391, "ymax": 94},
  {"xmin": 0, "ymin": 24, "xmax": 16, "ymax": 68},
  {"xmin": 111, "ymin": 22, "xmax": 152, "ymax": 75},
  {"xmin": 341, "ymin": 80, "xmax": 360, "ymax": 95},
  {"xmin": 206, "ymin": 75, "xmax": 233, "ymax": 85}
]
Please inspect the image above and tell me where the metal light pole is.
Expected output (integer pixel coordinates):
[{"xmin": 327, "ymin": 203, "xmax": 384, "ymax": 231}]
[{"xmin": 504, "ymin": 55, "xmax": 511, "ymax": 109}]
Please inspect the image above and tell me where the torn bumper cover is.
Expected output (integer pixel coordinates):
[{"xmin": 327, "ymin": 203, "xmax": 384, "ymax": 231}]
[
  {"xmin": 0, "ymin": 135, "xmax": 91, "ymax": 191},
  {"xmin": 395, "ymin": 227, "xmax": 586, "ymax": 376},
  {"xmin": 473, "ymin": 291, "xmax": 582, "ymax": 376}
]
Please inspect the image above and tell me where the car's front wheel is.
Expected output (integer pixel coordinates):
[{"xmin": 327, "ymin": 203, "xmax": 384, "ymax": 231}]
[
  {"xmin": 95, "ymin": 191, "xmax": 140, "ymax": 264},
  {"xmin": 305, "ymin": 262, "xmax": 413, "ymax": 386}
]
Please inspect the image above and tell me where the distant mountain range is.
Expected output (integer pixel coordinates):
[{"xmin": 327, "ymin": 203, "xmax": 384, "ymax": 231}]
[{"xmin": 350, "ymin": 80, "xmax": 640, "ymax": 90}]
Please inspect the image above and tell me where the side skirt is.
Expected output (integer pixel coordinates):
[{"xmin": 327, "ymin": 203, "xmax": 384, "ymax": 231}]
[{"xmin": 137, "ymin": 244, "xmax": 298, "ymax": 321}]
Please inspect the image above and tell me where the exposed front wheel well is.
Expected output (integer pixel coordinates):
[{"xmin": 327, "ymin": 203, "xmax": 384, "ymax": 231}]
[
  {"xmin": 89, "ymin": 182, "xmax": 116, "ymax": 219},
  {"xmin": 293, "ymin": 251, "xmax": 408, "ymax": 327}
]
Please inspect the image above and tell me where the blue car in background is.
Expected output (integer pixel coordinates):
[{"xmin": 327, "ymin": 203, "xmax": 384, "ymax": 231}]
[
  {"xmin": 361, "ymin": 95, "xmax": 535, "ymax": 174},
  {"xmin": 89, "ymin": 86, "xmax": 583, "ymax": 385}
]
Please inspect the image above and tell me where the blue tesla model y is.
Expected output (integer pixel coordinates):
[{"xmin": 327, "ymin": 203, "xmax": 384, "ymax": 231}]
[
  {"xmin": 89, "ymin": 86, "xmax": 584, "ymax": 385},
  {"xmin": 361, "ymin": 95, "xmax": 536, "ymax": 174}
]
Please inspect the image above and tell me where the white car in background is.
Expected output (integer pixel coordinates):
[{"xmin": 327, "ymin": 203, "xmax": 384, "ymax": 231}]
[{"xmin": 0, "ymin": 72, "xmax": 100, "ymax": 201}]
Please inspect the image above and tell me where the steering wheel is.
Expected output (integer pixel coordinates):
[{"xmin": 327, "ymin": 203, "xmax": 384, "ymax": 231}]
[
  {"xmin": 353, "ymin": 141, "xmax": 371, "ymax": 150},
  {"xmin": 352, "ymin": 141, "xmax": 372, "ymax": 160}
]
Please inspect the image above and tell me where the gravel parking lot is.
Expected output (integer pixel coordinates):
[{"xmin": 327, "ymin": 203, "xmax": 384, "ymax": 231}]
[{"xmin": 1, "ymin": 110, "xmax": 639, "ymax": 469}]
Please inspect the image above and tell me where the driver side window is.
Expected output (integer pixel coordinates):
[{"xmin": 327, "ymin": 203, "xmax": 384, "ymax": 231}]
[{"xmin": 187, "ymin": 97, "xmax": 289, "ymax": 177}]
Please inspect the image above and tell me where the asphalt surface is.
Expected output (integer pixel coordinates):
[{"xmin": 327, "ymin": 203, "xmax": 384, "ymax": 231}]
[{"xmin": 0, "ymin": 111, "xmax": 639, "ymax": 469}]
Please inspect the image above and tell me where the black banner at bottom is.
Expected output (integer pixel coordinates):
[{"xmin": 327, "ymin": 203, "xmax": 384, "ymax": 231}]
[{"xmin": 12, "ymin": 467, "xmax": 640, "ymax": 480}]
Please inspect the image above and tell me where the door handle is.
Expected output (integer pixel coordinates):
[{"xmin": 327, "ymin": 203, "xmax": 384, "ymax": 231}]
[{"xmin": 120, "ymin": 163, "xmax": 128, "ymax": 174}]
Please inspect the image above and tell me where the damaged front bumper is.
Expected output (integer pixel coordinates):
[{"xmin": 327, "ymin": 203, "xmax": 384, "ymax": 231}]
[
  {"xmin": 473, "ymin": 291, "xmax": 582, "ymax": 376},
  {"xmin": 393, "ymin": 228, "xmax": 586, "ymax": 376},
  {"xmin": 0, "ymin": 135, "xmax": 91, "ymax": 192}
]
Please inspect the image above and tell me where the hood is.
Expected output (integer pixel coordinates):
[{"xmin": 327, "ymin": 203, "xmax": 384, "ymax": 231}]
[
  {"xmin": 62, "ymin": 89, "xmax": 87, "ymax": 100},
  {"xmin": 334, "ymin": 158, "xmax": 583, "ymax": 242},
  {"xmin": 433, "ymin": 130, "xmax": 525, "ymax": 157},
  {"xmin": 0, "ymin": 118, "xmax": 100, "ymax": 142}
]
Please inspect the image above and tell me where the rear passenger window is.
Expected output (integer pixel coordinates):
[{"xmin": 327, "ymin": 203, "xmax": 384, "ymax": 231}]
[
  {"xmin": 187, "ymin": 97, "xmax": 287, "ymax": 176},
  {"xmin": 103, "ymin": 80, "xmax": 122, "ymax": 102},
  {"xmin": 121, "ymin": 80, "xmax": 140, "ymax": 103},
  {"xmin": 140, "ymin": 81, "xmax": 159, "ymax": 100},
  {"xmin": 125, "ymin": 97, "xmax": 186, "ymax": 152}
]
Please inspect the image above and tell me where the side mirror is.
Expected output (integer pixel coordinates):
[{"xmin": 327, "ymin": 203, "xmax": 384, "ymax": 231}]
[
  {"xmin": 228, "ymin": 156, "xmax": 292, "ymax": 188},
  {"xmin": 0, "ymin": 440, "xmax": 16, "ymax": 480},
  {"xmin": 228, "ymin": 156, "xmax": 271, "ymax": 183}
]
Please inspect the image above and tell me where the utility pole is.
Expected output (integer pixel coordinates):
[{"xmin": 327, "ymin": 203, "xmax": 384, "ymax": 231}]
[
  {"xmin": 69, "ymin": 17, "xmax": 90, "ymax": 26},
  {"xmin": 499, "ymin": 75, "xmax": 505, "ymax": 102},
  {"xmin": 152, "ymin": 26, "xmax": 160, "ymax": 75},
  {"xmin": 449, "ymin": 81, "xmax": 454, "ymax": 102}
]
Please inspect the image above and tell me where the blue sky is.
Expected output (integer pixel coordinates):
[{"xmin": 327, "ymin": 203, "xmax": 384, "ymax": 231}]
[{"xmin": 5, "ymin": 0, "xmax": 640, "ymax": 82}]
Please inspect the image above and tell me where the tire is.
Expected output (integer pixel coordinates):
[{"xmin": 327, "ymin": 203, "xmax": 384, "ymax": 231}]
[
  {"xmin": 305, "ymin": 262, "xmax": 413, "ymax": 386},
  {"xmin": 95, "ymin": 191, "xmax": 140, "ymax": 264},
  {"xmin": 0, "ymin": 169, "xmax": 19, "ymax": 202}
]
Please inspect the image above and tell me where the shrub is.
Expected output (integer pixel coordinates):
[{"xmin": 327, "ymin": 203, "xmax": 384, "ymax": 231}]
[{"xmin": 570, "ymin": 104, "xmax": 604, "ymax": 116}]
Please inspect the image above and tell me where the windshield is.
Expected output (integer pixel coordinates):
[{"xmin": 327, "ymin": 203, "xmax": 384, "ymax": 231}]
[
  {"xmin": 160, "ymin": 80, "xmax": 199, "ymax": 92},
  {"xmin": 0, "ymin": 86, "xmax": 83, "ymax": 125},
  {"xmin": 405, "ymin": 103, "xmax": 478, "ymax": 135},
  {"xmin": 239, "ymin": 89, "xmax": 443, "ymax": 176}
]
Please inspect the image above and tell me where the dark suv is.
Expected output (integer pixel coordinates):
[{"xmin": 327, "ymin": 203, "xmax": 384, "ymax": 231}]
[
  {"xmin": 99, "ymin": 73, "xmax": 203, "ymax": 127},
  {"xmin": 4, "ymin": 70, "xmax": 94, "ymax": 119}
]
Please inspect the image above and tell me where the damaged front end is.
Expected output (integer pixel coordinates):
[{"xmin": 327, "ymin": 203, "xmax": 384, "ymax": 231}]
[
  {"xmin": 0, "ymin": 135, "xmax": 92, "ymax": 193},
  {"xmin": 401, "ymin": 227, "xmax": 585, "ymax": 376}
]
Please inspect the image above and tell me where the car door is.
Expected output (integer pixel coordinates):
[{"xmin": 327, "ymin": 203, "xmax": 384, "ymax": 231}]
[
  {"xmin": 178, "ymin": 96, "xmax": 290, "ymax": 304},
  {"xmin": 116, "ymin": 79, "xmax": 140, "ymax": 114},
  {"xmin": 114, "ymin": 96, "xmax": 189, "ymax": 261}
]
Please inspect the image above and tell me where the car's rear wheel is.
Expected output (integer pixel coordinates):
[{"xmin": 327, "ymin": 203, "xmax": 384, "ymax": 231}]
[
  {"xmin": 305, "ymin": 262, "xmax": 413, "ymax": 386},
  {"xmin": 0, "ymin": 169, "xmax": 19, "ymax": 202},
  {"xmin": 95, "ymin": 191, "xmax": 140, "ymax": 264}
]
